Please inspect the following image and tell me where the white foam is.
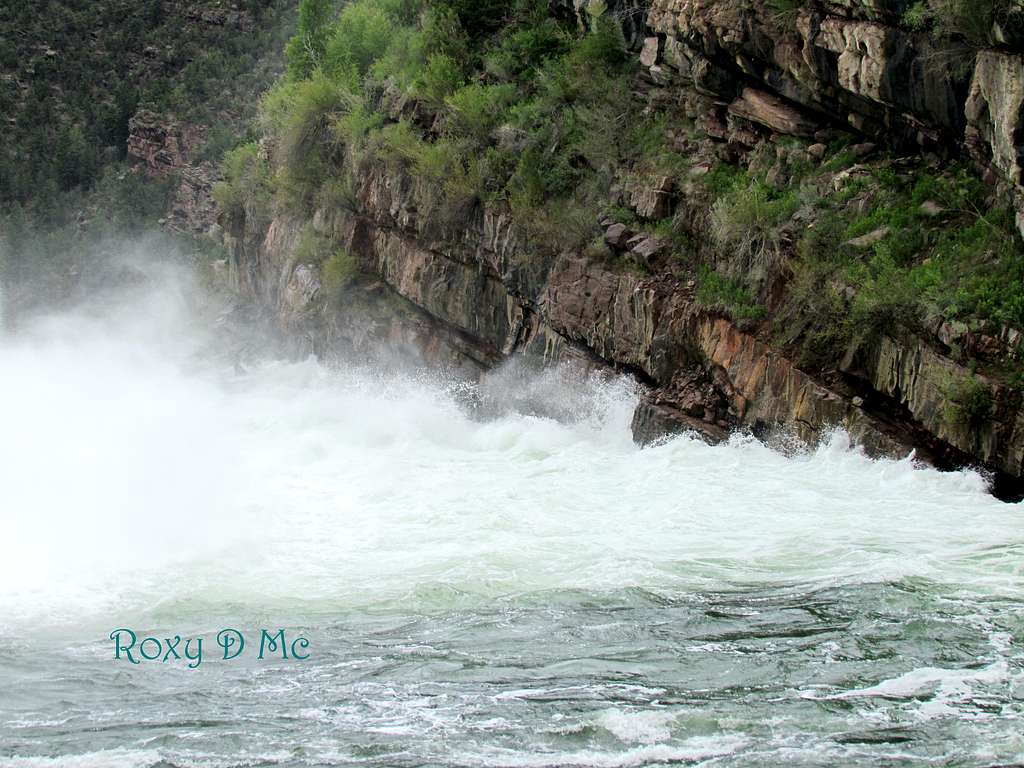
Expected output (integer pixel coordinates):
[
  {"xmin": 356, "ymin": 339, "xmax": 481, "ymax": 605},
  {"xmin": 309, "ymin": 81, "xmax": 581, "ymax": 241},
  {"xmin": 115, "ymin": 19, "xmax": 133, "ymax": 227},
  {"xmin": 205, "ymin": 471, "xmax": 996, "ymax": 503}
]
[
  {"xmin": 0, "ymin": 264, "xmax": 1022, "ymax": 628},
  {"xmin": 0, "ymin": 748, "xmax": 160, "ymax": 768},
  {"xmin": 595, "ymin": 708, "xmax": 677, "ymax": 743},
  {"xmin": 460, "ymin": 735, "xmax": 747, "ymax": 767}
]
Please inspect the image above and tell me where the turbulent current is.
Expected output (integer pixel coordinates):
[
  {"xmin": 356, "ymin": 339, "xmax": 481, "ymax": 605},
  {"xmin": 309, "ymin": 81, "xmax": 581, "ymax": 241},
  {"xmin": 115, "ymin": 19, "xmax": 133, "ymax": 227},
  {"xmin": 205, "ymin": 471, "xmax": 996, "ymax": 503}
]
[{"xmin": 0, "ymin": 260, "xmax": 1022, "ymax": 767}]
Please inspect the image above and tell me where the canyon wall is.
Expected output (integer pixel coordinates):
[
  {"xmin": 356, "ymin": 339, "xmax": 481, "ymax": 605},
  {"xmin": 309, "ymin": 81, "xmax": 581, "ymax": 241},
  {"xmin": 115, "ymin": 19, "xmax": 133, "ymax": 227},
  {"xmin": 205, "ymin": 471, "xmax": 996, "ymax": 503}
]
[{"xmin": 211, "ymin": 0, "xmax": 1024, "ymax": 497}]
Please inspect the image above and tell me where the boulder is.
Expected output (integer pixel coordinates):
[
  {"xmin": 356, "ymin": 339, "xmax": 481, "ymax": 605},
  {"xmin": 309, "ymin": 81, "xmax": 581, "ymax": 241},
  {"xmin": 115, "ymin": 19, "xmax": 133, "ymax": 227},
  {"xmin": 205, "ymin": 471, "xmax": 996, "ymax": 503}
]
[
  {"xmin": 629, "ymin": 175, "xmax": 675, "ymax": 220},
  {"xmin": 640, "ymin": 36, "xmax": 660, "ymax": 68},
  {"xmin": 845, "ymin": 227, "xmax": 890, "ymax": 247},
  {"xmin": 965, "ymin": 50, "xmax": 1024, "ymax": 188},
  {"xmin": 604, "ymin": 223, "xmax": 633, "ymax": 249},
  {"xmin": 630, "ymin": 237, "xmax": 666, "ymax": 267},
  {"xmin": 727, "ymin": 88, "xmax": 820, "ymax": 138},
  {"xmin": 815, "ymin": 19, "xmax": 891, "ymax": 103}
]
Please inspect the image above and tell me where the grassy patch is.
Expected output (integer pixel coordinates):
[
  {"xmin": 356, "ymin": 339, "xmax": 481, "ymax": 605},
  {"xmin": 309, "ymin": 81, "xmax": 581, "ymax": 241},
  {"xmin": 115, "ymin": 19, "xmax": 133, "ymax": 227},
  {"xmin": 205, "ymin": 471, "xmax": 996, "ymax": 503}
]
[
  {"xmin": 696, "ymin": 265, "xmax": 767, "ymax": 320},
  {"xmin": 248, "ymin": 0, "xmax": 641, "ymax": 254},
  {"xmin": 710, "ymin": 180, "xmax": 799, "ymax": 275},
  {"xmin": 944, "ymin": 375, "xmax": 994, "ymax": 426},
  {"xmin": 322, "ymin": 248, "xmax": 360, "ymax": 300},
  {"xmin": 293, "ymin": 222, "xmax": 334, "ymax": 266}
]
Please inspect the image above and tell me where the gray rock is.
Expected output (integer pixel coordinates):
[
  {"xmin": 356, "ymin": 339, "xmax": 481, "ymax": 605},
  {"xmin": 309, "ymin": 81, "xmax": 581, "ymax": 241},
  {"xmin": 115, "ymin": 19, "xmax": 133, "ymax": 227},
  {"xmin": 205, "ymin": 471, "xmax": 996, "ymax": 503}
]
[
  {"xmin": 604, "ymin": 223, "xmax": 633, "ymax": 249},
  {"xmin": 648, "ymin": 64, "xmax": 671, "ymax": 86},
  {"xmin": 727, "ymin": 87, "xmax": 820, "ymax": 137},
  {"xmin": 662, "ymin": 36, "xmax": 691, "ymax": 75},
  {"xmin": 845, "ymin": 227, "xmax": 890, "ymax": 248},
  {"xmin": 640, "ymin": 36, "xmax": 660, "ymax": 68},
  {"xmin": 630, "ymin": 237, "xmax": 666, "ymax": 266}
]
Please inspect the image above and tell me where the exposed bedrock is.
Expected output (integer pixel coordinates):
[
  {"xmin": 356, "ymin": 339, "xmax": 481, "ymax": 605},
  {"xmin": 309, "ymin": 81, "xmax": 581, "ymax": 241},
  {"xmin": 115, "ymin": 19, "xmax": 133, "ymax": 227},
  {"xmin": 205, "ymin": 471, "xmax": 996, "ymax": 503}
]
[
  {"xmin": 220, "ymin": 0, "xmax": 1024, "ymax": 498},
  {"xmin": 222, "ymin": 150, "xmax": 1024, "ymax": 498}
]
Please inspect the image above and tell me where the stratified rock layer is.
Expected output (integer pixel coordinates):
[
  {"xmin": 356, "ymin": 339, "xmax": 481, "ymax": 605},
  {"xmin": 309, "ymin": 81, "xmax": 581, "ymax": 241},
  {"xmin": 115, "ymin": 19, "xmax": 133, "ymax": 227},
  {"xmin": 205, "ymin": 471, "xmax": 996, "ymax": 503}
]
[{"xmin": 221, "ymin": 0, "xmax": 1024, "ymax": 497}]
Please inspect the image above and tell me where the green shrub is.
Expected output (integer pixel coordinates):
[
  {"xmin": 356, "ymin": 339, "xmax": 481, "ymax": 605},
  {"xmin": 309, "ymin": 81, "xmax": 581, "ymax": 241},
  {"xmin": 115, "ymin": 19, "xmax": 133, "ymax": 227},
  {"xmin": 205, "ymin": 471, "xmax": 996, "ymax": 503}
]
[
  {"xmin": 435, "ymin": 0, "xmax": 508, "ymax": 42},
  {"xmin": 420, "ymin": 4, "xmax": 470, "ymax": 61},
  {"xmin": 945, "ymin": 376, "xmax": 994, "ymax": 425},
  {"xmin": 213, "ymin": 142, "xmax": 273, "ymax": 223},
  {"xmin": 374, "ymin": 120, "xmax": 428, "ymax": 167},
  {"xmin": 845, "ymin": 250, "xmax": 923, "ymax": 335},
  {"xmin": 765, "ymin": 0, "xmax": 804, "ymax": 27},
  {"xmin": 573, "ymin": 12, "xmax": 627, "ymax": 67},
  {"xmin": 323, "ymin": 1, "xmax": 396, "ymax": 77},
  {"xmin": 823, "ymin": 149, "xmax": 858, "ymax": 173},
  {"xmin": 509, "ymin": 193, "xmax": 596, "ymax": 253},
  {"xmin": 293, "ymin": 223, "xmax": 334, "ymax": 266},
  {"xmin": 285, "ymin": 0, "xmax": 335, "ymax": 79},
  {"xmin": 322, "ymin": 248, "xmax": 359, "ymax": 299},
  {"xmin": 903, "ymin": 1, "xmax": 930, "ymax": 29},
  {"xmin": 413, "ymin": 53, "xmax": 465, "ymax": 107},
  {"xmin": 331, "ymin": 99, "xmax": 385, "ymax": 160},
  {"xmin": 445, "ymin": 83, "xmax": 517, "ymax": 142},
  {"xmin": 483, "ymin": 15, "xmax": 569, "ymax": 81},
  {"xmin": 371, "ymin": 26, "xmax": 426, "ymax": 88},
  {"xmin": 696, "ymin": 265, "xmax": 767, "ymax": 320},
  {"xmin": 702, "ymin": 163, "xmax": 748, "ymax": 197},
  {"xmin": 317, "ymin": 175, "xmax": 360, "ymax": 211},
  {"xmin": 271, "ymin": 72, "xmax": 353, "ymax": 205},
  {"xmin": 710, "ymin": 181, "xmax": 799, "ymax": 274}
]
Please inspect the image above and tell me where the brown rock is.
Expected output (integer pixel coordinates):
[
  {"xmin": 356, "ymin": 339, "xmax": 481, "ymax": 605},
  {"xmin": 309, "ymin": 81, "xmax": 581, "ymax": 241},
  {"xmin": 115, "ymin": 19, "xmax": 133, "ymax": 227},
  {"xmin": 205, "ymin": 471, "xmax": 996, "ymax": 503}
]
[
  {"xmin": 631, "ymin": 398, "xmax": 728, "ymax": 446},
  {"xmin": 630, "ymin": 175, "xmax": 675, "ymax": 220},
  {"xmin": 604, "ymin": 223, "xmax": 633, "ymax": 249},
  {"xmin": 127, "ymin": 110, "xmax": 205, "ymax": 178},
  {"xmin": 662, "ymin": 36, "xmax": 691, "ymax": 74},
  {"xmin": 648, "ymin": 65, "xmax": 671, "ymax": 86},
  {"xmin": 727, "ymin": 87, "xmax": 819, "ymax": 138},
  {"xmin": 630, "ymin": 237, "xmax": 666, "ymax": 266}
]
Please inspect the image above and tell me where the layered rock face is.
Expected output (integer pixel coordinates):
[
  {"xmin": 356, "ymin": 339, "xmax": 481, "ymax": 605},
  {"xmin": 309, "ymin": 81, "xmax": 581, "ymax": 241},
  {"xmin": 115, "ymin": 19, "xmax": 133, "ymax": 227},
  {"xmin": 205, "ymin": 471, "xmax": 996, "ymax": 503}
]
[
  {"xmin": 222, "ymin": 0, "xmax": 1024, "ymax": 498},
  {"xmin": 639, "ymin": 0, "xmax": 1024, "ymax": 228},
  {"xmin": 127, "ymin": 111, "xmax": 220, "ymax": 235}
]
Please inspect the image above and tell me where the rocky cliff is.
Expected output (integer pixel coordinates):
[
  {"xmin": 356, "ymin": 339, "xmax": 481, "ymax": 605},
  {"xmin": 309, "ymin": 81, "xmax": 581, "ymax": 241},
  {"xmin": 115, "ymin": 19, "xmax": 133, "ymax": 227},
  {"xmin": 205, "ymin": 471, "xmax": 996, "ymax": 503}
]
[{"xmin": 220, "ymin": 0, "xmax": 1024, "ymax": 499}]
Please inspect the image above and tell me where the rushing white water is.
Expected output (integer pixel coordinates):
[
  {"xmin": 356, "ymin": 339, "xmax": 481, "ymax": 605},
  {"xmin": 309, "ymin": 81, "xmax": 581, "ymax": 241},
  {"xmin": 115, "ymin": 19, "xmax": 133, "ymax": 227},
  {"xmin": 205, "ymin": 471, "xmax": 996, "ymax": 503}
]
[{"xmin": 0, "ymin": 257, "xmax": 1022, "ymax": 767}]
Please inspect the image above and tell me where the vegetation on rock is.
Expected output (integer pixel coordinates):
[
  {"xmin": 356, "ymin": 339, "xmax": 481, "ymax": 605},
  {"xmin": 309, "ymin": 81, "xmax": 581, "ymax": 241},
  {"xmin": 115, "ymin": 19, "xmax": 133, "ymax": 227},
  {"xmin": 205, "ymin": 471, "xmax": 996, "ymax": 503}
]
[
  {"xmin": 0, "ymin": 0, "xmax": 294, "ymax": 316},
  {"xmin": 212, "ymin": 0, "xmax": 1024, "ymax": 388}
]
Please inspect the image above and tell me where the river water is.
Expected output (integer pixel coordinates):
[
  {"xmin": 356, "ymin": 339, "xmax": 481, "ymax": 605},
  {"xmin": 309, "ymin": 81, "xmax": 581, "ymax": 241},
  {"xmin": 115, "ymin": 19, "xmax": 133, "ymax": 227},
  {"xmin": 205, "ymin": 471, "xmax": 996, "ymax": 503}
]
[{"xmin": 0, "ymin": 261, "xmax": 1022, "ymax": 767}]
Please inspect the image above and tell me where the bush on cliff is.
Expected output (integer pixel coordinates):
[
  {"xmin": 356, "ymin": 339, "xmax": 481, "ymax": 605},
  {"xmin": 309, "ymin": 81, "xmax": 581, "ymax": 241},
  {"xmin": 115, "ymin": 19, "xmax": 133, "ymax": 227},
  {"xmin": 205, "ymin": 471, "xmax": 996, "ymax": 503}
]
[
  {"xmin": 696, "ymin": 265, "xmax": 767, "ymax": 321},
  {"xmin": 1, "ymin": 0, "xmax": 292, "ymax": 213},
  {"xmin": 213, "ymin": 143, "xmax": 274, "ymax": 224},
  {"xmin": 322, "ymin": 248, "xmax": 359, "ymax": 300},
  {"xmin": 247, "ymin": 0, "xmax": 638, "ymax": 253},
  {"xmin": 902, "ymin": 0, "xmax": 1024, "ymax": 48},
  {"xmin": 293, "ymin": 223, "xmax": 335, "ymax": 266},
  {"xmin": 285, "ymin": 0, "xmax": 334, "ymax": 79},
  {"xmin": 710, "ymin": 181, "xmax": 798, "ymax": 278}
]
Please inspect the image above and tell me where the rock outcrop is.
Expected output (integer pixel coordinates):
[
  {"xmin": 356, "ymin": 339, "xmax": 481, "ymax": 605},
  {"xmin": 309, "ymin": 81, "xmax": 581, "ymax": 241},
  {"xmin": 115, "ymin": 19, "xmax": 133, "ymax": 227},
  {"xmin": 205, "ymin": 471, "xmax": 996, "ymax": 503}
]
[
  {"xmin": 219, "ymin": 0, "xmax": 1024, "ymax": 499},
  {"xmin": 127, "ymin": 110, "xmax": 219, "ymax": 234}
]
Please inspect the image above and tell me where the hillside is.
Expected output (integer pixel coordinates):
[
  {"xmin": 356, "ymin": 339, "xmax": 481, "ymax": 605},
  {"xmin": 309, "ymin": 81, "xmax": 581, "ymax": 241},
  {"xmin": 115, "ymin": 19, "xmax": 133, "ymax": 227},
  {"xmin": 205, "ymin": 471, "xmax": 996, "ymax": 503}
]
[
  {"xmin": 0, "ymin": 0, "xmax": 295, "ymax": 315},
  {"xmin": 214, "ymin": 0, "xmax": 1024, "ymax": 497},
  {"xmin": 4, "ymin": 0, "xmax": 1024, "ymax": 496}
]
